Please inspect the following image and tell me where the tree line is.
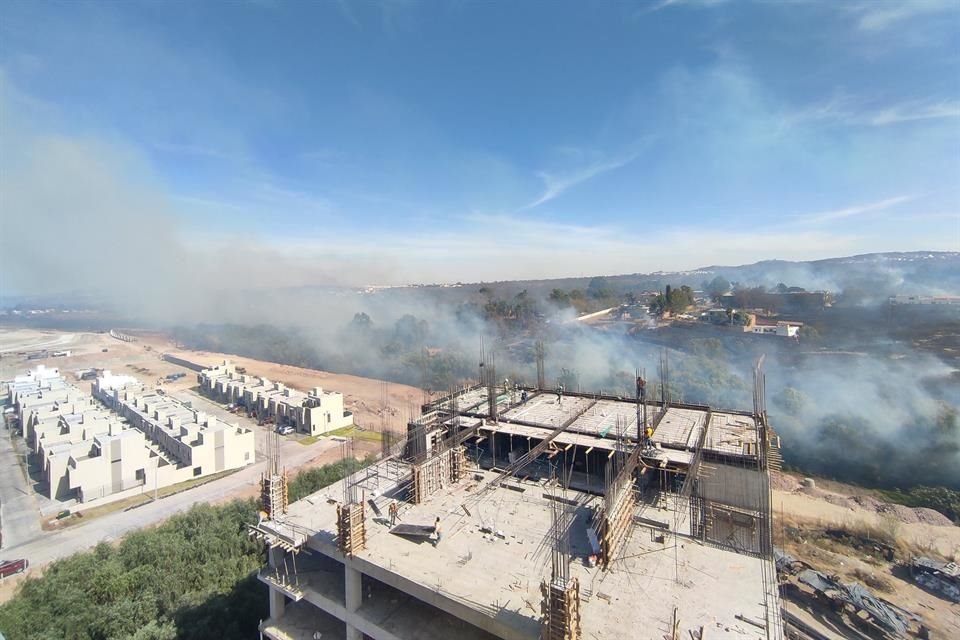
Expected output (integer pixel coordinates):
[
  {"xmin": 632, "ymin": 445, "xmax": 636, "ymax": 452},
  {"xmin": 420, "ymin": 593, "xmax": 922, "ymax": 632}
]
[{"xmin": 0, "ymin": 459, "xmax": 367, "ymax": 640}]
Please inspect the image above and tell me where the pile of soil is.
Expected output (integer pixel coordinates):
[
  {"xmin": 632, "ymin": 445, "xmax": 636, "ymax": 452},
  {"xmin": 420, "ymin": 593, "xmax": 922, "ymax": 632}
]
[{"xmin": 794, "ymin": 486, "xmax": 954, "ymax": 526}]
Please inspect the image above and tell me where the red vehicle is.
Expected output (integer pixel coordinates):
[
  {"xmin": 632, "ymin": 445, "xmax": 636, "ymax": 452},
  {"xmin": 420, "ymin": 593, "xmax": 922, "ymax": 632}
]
[{"xmin": 0, "ymin": 559, "xmax": 28, "ymax": 578}]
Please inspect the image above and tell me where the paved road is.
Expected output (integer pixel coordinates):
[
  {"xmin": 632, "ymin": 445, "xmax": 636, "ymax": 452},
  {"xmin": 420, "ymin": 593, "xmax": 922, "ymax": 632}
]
[
  {"xmin": 0, "ymin": 427, "xmax": 42, "ymax": 550},
  {"xmin": 0, "ymin": 436, "xmax": 341, "ymax": 568}
]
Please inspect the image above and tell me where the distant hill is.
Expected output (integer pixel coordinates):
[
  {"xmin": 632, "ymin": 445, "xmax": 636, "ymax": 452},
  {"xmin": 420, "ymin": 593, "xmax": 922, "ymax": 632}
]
[
  {"xmin": 696, "ymin": 251, "xmax": 960, "ymax": 299},
  {"xmin": 419, "ymin": 251, "xmax": 960, "ymax": 302}
]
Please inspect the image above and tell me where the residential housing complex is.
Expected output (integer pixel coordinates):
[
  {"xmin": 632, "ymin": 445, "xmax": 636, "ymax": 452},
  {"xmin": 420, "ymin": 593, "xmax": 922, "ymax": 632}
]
[
  {"xmin": 5, "ymin": 365, "xmax": 255, "ymax": 505},
  {"xmin": 199, "ymin": 360, "xmax": 352, "ymax": 435},
  {"xmin": 93, "ymin": 372, "xmax": 256, "ymax": 486}
]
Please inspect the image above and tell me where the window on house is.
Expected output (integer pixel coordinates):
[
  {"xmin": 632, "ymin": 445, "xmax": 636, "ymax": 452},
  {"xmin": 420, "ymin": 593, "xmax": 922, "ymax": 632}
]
[{"xmin": 193, "ymin": 466, "xmax": 202, "ymax": 477}]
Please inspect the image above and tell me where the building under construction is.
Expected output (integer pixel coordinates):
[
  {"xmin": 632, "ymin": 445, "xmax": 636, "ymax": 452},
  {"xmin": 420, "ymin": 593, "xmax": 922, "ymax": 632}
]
[{"xmin": 251, "ymin": 352, "xmax": 783, "ymax": 640}]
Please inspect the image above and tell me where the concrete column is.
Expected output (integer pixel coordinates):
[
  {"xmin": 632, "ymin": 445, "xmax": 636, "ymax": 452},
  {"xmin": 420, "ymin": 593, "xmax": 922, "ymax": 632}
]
[
  {"xmin": 268, "ymin": 547, "xmax": 286, "ymax": 620},
  {"xmin": 345, "ymin": 564, "xmax": 363, "ymax": 640}
]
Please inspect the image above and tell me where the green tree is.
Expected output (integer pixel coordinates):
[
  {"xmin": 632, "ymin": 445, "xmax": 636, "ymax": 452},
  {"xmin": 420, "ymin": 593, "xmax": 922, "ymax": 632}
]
[
  {"xmin": 705, "ymin": 275, "xmax": 731, "ymax": 298},
  {"xmin": 587, "ymin": 277, "xmax": 613, "ymax": 300},
  {"xmin": 777, "ymin": 387, "xmax": 809, "ymax": 417},
  {"xmin": 548, "ymin": 288, "xmax": 571, "ymax": 308},
  {"xmin": 349, "ymin": 312, "xmax": 373, "ymax": 332},
  {"xmin": 393, "ymin": 314, "xmax": 429, "ymax": 348}
]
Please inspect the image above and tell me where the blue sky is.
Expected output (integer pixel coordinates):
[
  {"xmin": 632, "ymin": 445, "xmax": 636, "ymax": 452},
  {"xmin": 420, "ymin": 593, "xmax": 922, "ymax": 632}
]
[{"xmin": 1, "ymin": 0, "xmax": 958, "ymax": 289}]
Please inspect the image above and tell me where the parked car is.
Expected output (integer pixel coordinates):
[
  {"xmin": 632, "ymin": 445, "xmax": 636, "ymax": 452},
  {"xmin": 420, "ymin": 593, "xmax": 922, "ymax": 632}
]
[
  {"xmin": 277, "ymin": 425, "xmax": 295, "ymax": 435},
  {"xmin": 0, "ymin": 559, "xmax": 28, "ymax": 578}
]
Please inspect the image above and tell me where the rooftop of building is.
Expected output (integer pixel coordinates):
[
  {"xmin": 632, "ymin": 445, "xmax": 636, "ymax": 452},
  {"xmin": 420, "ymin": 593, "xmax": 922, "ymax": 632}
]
[
  {"xmin": 265, "ymin": 462, "xmax": 771, "ymax": 640},
  {"xmin": 429, "ymin": 388, "xmax": 760, "ymax": 465},
  {"xmin": 115, "ymin": 386, "xmax": 248, "ymax": 437}
]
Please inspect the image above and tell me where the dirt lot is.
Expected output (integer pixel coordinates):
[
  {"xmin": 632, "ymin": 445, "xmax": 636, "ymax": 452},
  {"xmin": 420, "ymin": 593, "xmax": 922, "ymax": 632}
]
[
  {"xmin": 133, "ymin": 332, "xmax": 425, "ymax": 433},
  {"xmin": 773, "ymin": 472, "xmax": 960, "ymax": 638},
  {"xmin": 0, "ymin": 328, "xmax": 199, "ymax": 394},
  {"xmin": 773, "ymin": 473, "xmax": 959, "ymax": 555}
]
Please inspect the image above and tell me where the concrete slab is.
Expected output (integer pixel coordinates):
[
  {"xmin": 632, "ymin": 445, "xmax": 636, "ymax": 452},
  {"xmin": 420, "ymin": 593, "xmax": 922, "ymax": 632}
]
[
  {"xmin": 651, "ymin": 407, "xmax": 707, "ymax": 450},
  {"xmin": 705, "ymin": 412, "xmax": 758, "ymax": 457},
  {"xmin": 501, "ymin": 393, "xmax": 591, "ymax": 428},
  {"xmin": 269, "ymin": 463, "xmax": 774, "ymax": 639},
  {"xmin": 566, "ymin": 400, "xmax": 639, "ymax": 439}
]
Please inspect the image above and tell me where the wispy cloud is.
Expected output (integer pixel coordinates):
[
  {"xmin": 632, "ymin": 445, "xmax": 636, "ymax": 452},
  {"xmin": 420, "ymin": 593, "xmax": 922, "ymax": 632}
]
[
  {"xmin": 335, "ymin": 0, "xmax": 361, "ymax": 28},
  {"xmin": 782, "ymin": 97, "xmax": 960, "ymax": 130},
  {"xmin": 793, "ymin": 195, "xmax": 916, "ymax": 224},
  {"xmin": 152, "ymin": 142, "xmax": 249, "ymax": 163},
  {"xmin": 299, "ymin": 147, "xmax": 346, "ymax": 166},
  {"xmin": 851, "ymin": 0, "xmax": 958, "ymax": 32},
  {"xmin": 641, "ymin": 0, "xmax": 729, "ymax": 15},
  {"xmin": 641, "ymin": 0, "xmax": 959, "ymax": 35},
  {"xmin": 868, "ymin": 100, "xmax": 960, "ymax": 126},
  {"xmin": 522, "ymin": 151, "xmax": 639, "ymax": 210}
]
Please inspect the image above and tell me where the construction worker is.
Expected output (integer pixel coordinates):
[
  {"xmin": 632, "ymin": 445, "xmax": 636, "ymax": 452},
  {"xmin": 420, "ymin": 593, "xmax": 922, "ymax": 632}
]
[
  {"xmin": 645, "ymin": 426, "xmax": 654, "ymax": 447},
  {"xmin": 388, "ymin": 501, "xmax": 398, "ymax": 527}
]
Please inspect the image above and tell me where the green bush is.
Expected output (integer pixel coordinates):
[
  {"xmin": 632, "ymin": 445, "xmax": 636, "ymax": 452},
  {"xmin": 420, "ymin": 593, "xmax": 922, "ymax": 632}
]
[
  {"xmin": 288, "ymin": 455, "xmax": 376, "ymax": 502},
  {"xmin": 0, "ymin": 501, "xmax": 266, "ymax": 640},
  {"xmin": 880, "ymin": 486, "xmax": 960, "ymax": 524},
  {"xmin": 0, "ymin": 459, "xmax": 379, "ymax": 639}
]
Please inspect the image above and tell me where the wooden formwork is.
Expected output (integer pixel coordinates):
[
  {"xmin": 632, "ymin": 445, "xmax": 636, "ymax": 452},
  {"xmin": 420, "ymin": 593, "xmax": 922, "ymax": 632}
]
[
  {"xmin": 599, "ymin": 485, "xmax": 636, "ymax": 569},
  {"xmin": 336, "ymin": 502, "xmax": 366, "ymax": 556},
  {"xmin": 449, "ymin": 446, "xmax": 466, "ymax": 483},
  {"xmin": 540, "ymin": 577, "xmax": 581, "ymax": 640},
  {"xmin": 411, "ymin": 446, "xmax": 466, "ymax": 504},
  {"xmin": 260, "ymin": 472, "xmax": 288, "ymax": 520}
]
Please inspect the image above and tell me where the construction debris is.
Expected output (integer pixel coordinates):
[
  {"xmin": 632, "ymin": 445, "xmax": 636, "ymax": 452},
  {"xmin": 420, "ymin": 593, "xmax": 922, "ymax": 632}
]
[
  {"xmin": 796, "ymin": 568, "xmax": 912, "ymax": 636},
  {"xmin": 908, "ymin": 556, "xmax": 960, "ymax": 603}
]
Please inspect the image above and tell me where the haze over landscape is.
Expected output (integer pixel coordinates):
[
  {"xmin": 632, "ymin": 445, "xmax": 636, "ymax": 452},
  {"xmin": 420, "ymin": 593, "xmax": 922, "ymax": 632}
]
[
  {"xmin": 0, "ymin": 2, "xmax": 958, "ymax": 640},
  {"xmin": 1, "ymin": 0, "xmax": 958, "ymax": 299}
]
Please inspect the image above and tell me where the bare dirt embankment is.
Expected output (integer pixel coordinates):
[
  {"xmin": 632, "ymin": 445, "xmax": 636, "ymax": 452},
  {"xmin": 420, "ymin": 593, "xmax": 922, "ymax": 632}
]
[
  {"xmin": 772, "ymin": 472, "xmax": 960, "ymax": 638},
  {"xmin": 772, "ymin": 473, "xmax": 958, "ymax": 555}
]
